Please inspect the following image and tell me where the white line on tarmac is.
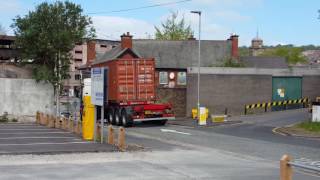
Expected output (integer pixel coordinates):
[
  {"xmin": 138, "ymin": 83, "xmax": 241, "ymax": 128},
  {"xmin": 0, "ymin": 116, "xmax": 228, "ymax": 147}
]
[
  {"xmin": 0, "ymin": 132, "xmax": 72, "ymax": 135},
  {"xmin": 0, "ymin": 137, "xmax": 79, "ymax": 140},
  {"xmin": 0, "ymin": 142, "xmax": 91, "ymax": 146},
  {"xmin": 0, "ymin": 129, "xmax": 62, "ymax": 131},
  {"xmin": 160, "ymin": 129, "xmax": 192, "ymax": 135}
]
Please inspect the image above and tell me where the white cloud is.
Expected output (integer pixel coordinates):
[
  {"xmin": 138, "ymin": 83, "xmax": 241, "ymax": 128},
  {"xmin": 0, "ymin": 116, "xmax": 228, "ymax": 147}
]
[{"xmin": 92, "ymin": 16, "xmax": 155, "ymax": 40}]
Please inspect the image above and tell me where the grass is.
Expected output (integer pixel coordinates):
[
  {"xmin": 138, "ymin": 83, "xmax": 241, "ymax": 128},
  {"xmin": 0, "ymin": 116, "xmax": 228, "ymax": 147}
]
[{"xmin": 296, "ymin": 121, "xmax": 320, "ymax": 132}]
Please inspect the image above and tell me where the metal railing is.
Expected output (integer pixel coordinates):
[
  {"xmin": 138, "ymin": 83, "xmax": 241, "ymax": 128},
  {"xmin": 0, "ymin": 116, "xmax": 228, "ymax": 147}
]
[{"xmin": 280, "ymin": 154, "xmax": 320, "ymax": 180}]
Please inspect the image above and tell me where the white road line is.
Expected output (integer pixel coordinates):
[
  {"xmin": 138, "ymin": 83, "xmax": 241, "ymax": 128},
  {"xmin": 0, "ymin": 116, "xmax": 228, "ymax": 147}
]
[
  {"xmin": 0, "ymin": 129, "xmax": 61, "ymax": 131},
  {"xmin": 0, "ymin": 137, "xmax": 78, "ymax": 140},
  {"xmin": 0, "ymin": 132, "xmax": 72, "ymax": 135},
  {"xmin": 0, "ymin": 142, "xmax": 91, "ymax": 146},
  {"xmin": 160, "ymin": 129, "xmax": 191, "ymax": 135}
]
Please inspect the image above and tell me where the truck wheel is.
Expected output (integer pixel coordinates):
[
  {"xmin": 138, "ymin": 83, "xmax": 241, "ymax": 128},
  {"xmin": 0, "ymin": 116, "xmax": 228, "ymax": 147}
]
[
  {"xmin": 107, "ymin": 108, "xmax": 114, "ymax": 125},
  {"xmin": 121, "ymin": 109, "xmax": 133, "ymax": 127},
  {"xmin": 157, "ymin": 120, "xmax": 168, "ymax": 126},
  {"xmin": 114, "ymin": 108, "xmax": 122, "ymax": 126}
]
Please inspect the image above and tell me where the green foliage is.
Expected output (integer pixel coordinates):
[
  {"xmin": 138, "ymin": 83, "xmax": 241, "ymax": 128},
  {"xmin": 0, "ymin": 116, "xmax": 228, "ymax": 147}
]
[
  {"xmin": 216, "ymin": 57, "xmax": 245, "ymax": 67},
  {"xmin": 11, "ymin": 1, "xmax": 95, "ymax": 88},
  {"xmin": 0, "ymin": 112, "xmax": 9, "ymax": 123},
  {"xmin": 239, "ymin": 46, "xmax": 250, "ymax": 57},
  {"xmin": 155, "ymin": 12, "xmax": 193, "ymax": 40},
  {"xmin": 259, "ymin": 46, "xmax": 307, "ymax": 64},
  {"xmin": 297, "ymin": 121, "xmax": 320, "ymax": 132}
]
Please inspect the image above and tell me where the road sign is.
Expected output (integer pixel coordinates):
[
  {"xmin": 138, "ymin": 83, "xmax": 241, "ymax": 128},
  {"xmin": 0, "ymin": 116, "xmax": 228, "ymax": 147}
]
[{"xmin": 91, "ymin": 67, "xmax": 105, "ymax": 106}]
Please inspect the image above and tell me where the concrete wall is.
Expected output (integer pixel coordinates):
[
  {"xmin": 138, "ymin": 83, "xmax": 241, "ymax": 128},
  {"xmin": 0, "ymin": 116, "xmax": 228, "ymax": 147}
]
[
  {"xmin": 0, "ymin": 78, "xmax": 54, "ymax": 122},
  {"xmin": 186, "ymin": 74, "xmax": 272, "ymax": 116},
  {"xmin": 186, "ymin": 67, "xmax": 320, "ymax": 116},
  {"xmin": 302, "ymin": 75, "xmax": 320, "ymax": 101}
]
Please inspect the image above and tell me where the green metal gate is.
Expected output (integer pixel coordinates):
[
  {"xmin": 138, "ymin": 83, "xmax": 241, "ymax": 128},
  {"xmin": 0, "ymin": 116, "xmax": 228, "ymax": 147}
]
[{"xmin": 272, "ymin": 77, "xmax": 302, "ymax": 110}]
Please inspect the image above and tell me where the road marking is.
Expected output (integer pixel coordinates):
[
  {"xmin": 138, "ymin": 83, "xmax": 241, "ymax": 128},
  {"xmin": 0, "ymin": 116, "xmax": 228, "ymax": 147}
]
[
  {"xmin": 0, "ymin": 132, "xmax": 72, "ymax": 135},
  {"xmin": 0, "ymin": 137, "xmax": 78, "ymax": 140},
  {"xmin": 0, "ymin": 129, "xmax": 61, "ymax": 131},
  {"xmin": 0, "ymin": 142, "xmax": 91, "ymax": 146},
  {"xmin": 160, "ymin": 129, "xmax": 191, "ymax": 135}
]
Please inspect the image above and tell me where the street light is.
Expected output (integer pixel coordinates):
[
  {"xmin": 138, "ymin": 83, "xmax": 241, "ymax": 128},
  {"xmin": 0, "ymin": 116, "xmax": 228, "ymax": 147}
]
[{"xmin": 191, "ymin": 11, "xmax": 201, "ymax": 123}]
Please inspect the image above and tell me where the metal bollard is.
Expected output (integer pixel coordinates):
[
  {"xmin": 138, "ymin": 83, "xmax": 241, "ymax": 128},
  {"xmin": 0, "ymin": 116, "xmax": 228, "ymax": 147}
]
[
  {"xmin": 107, "ymin": 125, "xmax": 114, "ymax": 145},
  {"xmin": 280, "ymin": 154, "xmax": 292, "ymax": 180},
  {"xmin": 118, "ymin": 127, "xmax": 126, "ymax": 151}
]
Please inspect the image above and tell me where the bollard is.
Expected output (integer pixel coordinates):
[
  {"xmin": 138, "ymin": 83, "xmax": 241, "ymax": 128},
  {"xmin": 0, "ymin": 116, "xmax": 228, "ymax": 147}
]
[
  {"xmin": 280, "ymin": 154, "xmax": 292, "ymax": 180},
  {"xmin": 36, "ymin": 111, "xmax": 40, "ymax": 124},
  {"xmin": 55, "ymin": 116, "xmax": 61, "ymax": 129},
  {"xmin": 39, "ymin": 113, "xmax": 44, "ymax": 125},
  {"xmin": 96, "ymin": 125, "xmax": 101, "ymax": 139},
  {"xmin": 107, "ymin": 125, "xmax": 114, "ymax": 145},
  {"xmin": 62, "ymin": 118, "xmax": 68, "ymax": 130},
  {"xmin": 69, "ymin": 118, "xmax": 74, "ymax": 132},
  {"xmin": 45, "ymin": 114, "xmax": 49, "ymax": 126},
  {"xmin": 118, "ymin": 127, "xmax": 126, "ymax": 151},
  {"xmin": 48, "ymin": 115, "xmax": 55, "ymax": 128},
  {"xmin": 75, "ymin": 121, "xmax": 81, "ymax": 135}
]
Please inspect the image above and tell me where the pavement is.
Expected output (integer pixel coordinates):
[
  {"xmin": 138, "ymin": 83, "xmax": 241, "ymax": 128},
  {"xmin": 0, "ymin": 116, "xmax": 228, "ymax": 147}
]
[{"xmin": 0, "ymin": 123, "xmax": 117, "ymax": 155}]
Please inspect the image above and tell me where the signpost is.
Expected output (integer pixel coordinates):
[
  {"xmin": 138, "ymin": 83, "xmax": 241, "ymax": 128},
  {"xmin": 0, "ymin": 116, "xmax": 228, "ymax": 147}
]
[{"xmin": 91, "ymin": 67, "xmax": 106, "ymax": 143}]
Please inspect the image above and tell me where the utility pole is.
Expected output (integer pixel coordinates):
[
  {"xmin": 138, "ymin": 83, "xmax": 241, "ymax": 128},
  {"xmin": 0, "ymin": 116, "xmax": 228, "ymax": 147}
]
[{"xmin": 191, "ymin": 11, "xmax": 202, "ymax": 122}]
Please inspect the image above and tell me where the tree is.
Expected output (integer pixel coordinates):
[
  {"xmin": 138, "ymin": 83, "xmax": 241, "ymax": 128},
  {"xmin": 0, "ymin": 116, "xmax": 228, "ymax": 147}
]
[
  {"xmin": 0, "ymin": 24, "xmax": 6, "ymax": 35},
  {"xmin": 11, "ymin": 1, "xmax": 95, "ymax": 88},
  {"xmin": 11, "ymin": 1, "xmax": 95, "ymax": 115},
  {"xmin": 155, "ymin": 12, "xmax": 193, "ymax": 40},
  {"xmin": 259, "ymin": 46, "xmax": 307, "ymax": 64}
]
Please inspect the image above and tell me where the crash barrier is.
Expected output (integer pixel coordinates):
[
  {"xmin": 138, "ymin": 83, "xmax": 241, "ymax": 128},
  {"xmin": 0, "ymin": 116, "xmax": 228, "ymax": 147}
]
[
  {"xmin": 244, "ymin": 98, "xmax": 309, "ymax": 115},
  {"xmin": 36, "ymin": 112, "xmax": 126, "ymax": 150},
  {"xmin": 280, "ymin": 154, "xmax": 320, "ymax": 180}
]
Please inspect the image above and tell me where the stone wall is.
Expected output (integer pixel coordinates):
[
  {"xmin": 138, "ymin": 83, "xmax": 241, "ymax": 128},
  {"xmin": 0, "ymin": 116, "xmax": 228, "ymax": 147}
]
[{"xmin": 0, "ymin": 78, "xmax": 54, "ymax": 122}]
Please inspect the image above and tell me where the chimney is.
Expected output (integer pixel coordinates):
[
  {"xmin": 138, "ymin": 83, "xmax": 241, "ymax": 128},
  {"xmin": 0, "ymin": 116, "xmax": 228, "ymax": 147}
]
[
  {"xmin": 121, "ymin": 32, "xmax": 133, "ymax": 49},
  {"xmin": 229, "ymin": 34, "xmax": 239, "ymax": 60},
  {"xmin": 87, "ymin": 40, "xmax": 96, "ymax": 64}
]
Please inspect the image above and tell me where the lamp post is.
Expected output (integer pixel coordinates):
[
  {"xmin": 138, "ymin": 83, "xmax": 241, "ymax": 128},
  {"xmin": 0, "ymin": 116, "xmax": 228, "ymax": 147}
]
[{"xmin": 191, "ymin": 11, "xmax": 201, "ymax": 123}]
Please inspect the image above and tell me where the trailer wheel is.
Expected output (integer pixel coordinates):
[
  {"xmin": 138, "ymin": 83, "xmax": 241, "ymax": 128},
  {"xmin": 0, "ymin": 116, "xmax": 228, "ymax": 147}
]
[
  {"xmin": 157, "ymin": 120, "xmax": 168, "ymax": 126},
  {"xmin": 114, "ymin": 108, "xmax": 122, "ymax": 126},
  {"xmin": 107, "ymin": 108, "xmax": 115, "ymax": 125},
  {"xmin": 121, "ymin": 109, "xmax": 133, "ymax": 127}
]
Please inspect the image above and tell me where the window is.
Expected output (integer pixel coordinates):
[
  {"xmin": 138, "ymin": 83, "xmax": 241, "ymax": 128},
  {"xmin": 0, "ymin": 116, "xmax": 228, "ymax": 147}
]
[
  {"xmin": 75, "ymin": 74, "xmax": 81, "ymax": 80},
  {"xmin": 75, "ymin": 58, "xmax": 82, "ymax": 62},
  {"xmin": 159, "ymin": 72, "xmax": 168, "ymax": 85},
  {"xmin": 177, "ymin": 72, "xmax": 187, "ymax": 85},
  {"xmin": 75, "ymin": 50, "xmax": 82, "ymax": 54},
  {"xmin": 100, "ymin": 44, "xmax": 107, "ymax": 48}
]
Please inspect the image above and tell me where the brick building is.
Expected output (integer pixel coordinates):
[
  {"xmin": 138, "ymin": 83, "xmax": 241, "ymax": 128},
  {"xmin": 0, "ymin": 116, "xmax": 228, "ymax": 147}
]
[{"xmin": 91, "ymin": 33, "xmax": 238, "ymax": 117}]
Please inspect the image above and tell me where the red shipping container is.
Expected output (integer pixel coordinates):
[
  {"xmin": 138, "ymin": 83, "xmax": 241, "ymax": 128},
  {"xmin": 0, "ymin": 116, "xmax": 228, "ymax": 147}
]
[{"xmin": 94, "ymin": 58, "xmax": 156, "ymax": 103}]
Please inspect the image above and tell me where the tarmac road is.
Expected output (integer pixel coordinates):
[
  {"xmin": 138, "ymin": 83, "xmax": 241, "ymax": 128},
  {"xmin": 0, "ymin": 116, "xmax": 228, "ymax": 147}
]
[{"xmin": 0, "ymin": 109, "xmax": 319, "ymax": 179}]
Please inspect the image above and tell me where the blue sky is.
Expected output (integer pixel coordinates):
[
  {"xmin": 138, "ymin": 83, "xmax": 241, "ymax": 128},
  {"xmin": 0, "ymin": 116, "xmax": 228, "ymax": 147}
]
[{"xmin": 1, "ymin": 0, "xmax": 320, "ymax": 46}]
